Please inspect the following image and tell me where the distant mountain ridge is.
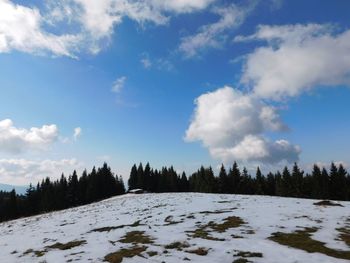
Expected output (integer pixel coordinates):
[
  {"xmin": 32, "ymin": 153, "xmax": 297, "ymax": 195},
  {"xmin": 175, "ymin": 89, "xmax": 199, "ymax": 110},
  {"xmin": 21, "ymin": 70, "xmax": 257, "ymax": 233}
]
[{"xmin": 0, "ymin": 184, "xmax": 28, "ymax": 195}]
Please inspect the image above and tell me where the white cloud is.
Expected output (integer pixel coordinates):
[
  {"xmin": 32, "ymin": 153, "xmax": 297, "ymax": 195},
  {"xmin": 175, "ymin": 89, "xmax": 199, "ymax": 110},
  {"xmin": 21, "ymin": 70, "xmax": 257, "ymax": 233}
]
[
  {"xmin": 140, "ymin": 53, "xmax": 174, "ymax": 71},
  {"xmin": 0, "ymin": 0, "xmax": 79, "ymax": 57},
  {"xmin": 179, "ymin": 3, "xmax": 249, "ymax": 57},
  {"xmin": 211, "ymin": 136, "xmax": 300, "ymax": 164},
  {"xmin": 151, "ymin": 0, "xmax": 216, "ymax": 13},
  {"xmin": 73, "ymin": 127, "xmax": 82, "ymax": 141},
  {"xmin": 1, "ymin": 0, "xmax": 216, "ymax": 57},
  {"xmin": 141, "ymin": 57, "xmax": 152, "ymax": 69},
  {"xmin": 185, "ymin": 86, "xmax": 300, "ymax": 164},
  {"xmin": 0, "ymin": 119, "xmax": 59, "ymax": 154},
  {"xmin": 0, "ymin": 158, "xmax": 81, "ymax": 185},
  {"xmin": 236, "ymin": 24, "xmax": 350, "ymax": 100},
  {"xmin": 112, "ymin": 76, "xmax": 127, "ymax": 93}
]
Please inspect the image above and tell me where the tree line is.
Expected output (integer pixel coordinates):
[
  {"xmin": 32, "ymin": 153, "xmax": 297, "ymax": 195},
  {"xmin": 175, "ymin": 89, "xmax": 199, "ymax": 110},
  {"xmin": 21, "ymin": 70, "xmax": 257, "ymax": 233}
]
[
  {"xmin": 128, "ymin": 162, "xmax": 350, "ymax": 200},
  {"xmin": 0, "ymin": 163, "xmax": 125, "ymax": 222},
  {"xmin": 1, "ymin": 161, "xmax": 349, "ymax": 223}
]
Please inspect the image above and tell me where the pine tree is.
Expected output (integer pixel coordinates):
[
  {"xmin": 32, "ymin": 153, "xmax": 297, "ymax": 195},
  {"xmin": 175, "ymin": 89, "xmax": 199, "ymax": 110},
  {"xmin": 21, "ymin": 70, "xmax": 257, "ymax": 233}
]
[
  {"xmin": 329, "ymin": 163, "xmax": 339, "ymax": 200},
  {"xmin": 128, "ymin": 164, "xmax": 138, "ymax": 190},
  {"xmin": 229, "ymin": 162, "xmax": 241, "ymax": 194},
  {"xmin": 266, "ymin": 172, "xmax": 276, "ymax": 196},
  {"xmin": 8, "ymin": 189, "xmax": 18, "ymax": 219},
  {"xmin": 136, "ymin": 163, "xmax": 144, "ymax": 189},
  {"xmin": 218, "ymin": 164, "xmax": 229, "ymax": 193},
  {"xmin": 144, "ymin": 163, "xmax": 151, "ymax": 191},
  {"xmin": 335, "ymin": 164, "xmax": 348, "ymax": 200},
  {"xmin": 255, "ymin": 167, "xmax": 265, "ymax": 195},
  {"xmin": 311, "ymin": 165, "xmax": 322, "ymax": 199},
  {"xmin": 291, "ymin": 163, "xmax": 304, "ymax": 197},
  {"xmin": 179, "ymin": 172, "xmax": 189, "ymax": 192},
  {"xmin": 281, "ymin": 167, "xmax": 292, "ymax": 197}
]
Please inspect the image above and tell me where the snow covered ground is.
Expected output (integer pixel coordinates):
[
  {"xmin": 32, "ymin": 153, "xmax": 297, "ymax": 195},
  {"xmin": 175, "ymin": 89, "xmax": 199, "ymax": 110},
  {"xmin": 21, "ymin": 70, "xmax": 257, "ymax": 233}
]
[{"xmin": 0, "ymin": 193, "xmax": 349, "ymax": 263}]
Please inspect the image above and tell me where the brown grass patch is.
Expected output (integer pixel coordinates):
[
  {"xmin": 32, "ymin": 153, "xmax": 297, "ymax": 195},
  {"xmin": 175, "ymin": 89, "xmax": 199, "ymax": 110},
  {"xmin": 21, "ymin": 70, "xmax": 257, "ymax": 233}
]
[
  {"xmin": 185, "ymin": 247, "xmax": 208, "ymax": 256},
  {"xmin": 313, "ymin": 200, "xmax": 343, "ymax": 207},
  {"xmin": 104, "ymin": 246, "xmax": 147, "ymax": 263},
  {"xmin": 90, "ymin": 220, "xmax": 142, "ymax": 233},
  {"xmin": 269, "ymin": 227, "xmax": 350, "ymax": 260},
  {"xmin": 165, "ymin": 241, "xmax": 190, "ymax": 251},
  {"xmin": 120, "ymin": 231, "xmax": 154, "ymax": 244}
]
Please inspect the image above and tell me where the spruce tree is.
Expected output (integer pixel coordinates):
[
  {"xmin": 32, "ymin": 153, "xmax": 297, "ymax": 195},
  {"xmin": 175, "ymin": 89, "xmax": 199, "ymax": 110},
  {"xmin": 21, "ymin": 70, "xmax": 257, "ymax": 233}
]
[
  {"xmin": 218, "ymin": 164, "xmax": 229, "ymax": 193},
  {"xmin": 128, "ymin": 164, "xmax": 138, "ymax": 190},
  {"xmin": 255, "ymin": 167, "xmax": 265, "ymax": 195}
]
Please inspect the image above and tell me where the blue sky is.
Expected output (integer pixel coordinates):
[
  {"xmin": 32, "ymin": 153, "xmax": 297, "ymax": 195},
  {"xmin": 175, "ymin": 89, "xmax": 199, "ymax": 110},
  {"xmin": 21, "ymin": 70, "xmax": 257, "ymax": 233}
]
[{"xmin": 0, "ymin": 0, "xmax": 350, "ymax": 185}]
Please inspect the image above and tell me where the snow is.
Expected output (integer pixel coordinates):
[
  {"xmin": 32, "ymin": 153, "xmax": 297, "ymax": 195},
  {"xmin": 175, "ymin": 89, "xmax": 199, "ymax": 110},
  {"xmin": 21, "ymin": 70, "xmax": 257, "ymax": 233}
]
[{"xmin": 0, "ymin": 193, "xmax": 349, "ymax": 262}]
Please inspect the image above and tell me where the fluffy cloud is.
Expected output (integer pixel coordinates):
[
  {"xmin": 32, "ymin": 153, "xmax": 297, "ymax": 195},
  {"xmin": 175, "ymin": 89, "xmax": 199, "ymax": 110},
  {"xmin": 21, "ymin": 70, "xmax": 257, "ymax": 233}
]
[
  {"xmin": 185, "ymin": 86, "xmax": 300, "ymax": 163},
  {"xmin": 72, "ymin": 0, "xmax": 216, "ymax": 38},
  {"xmin": 0, "ymin": 119, "xmax": 58, "ymax": 154},
  {"xmin": 0, "ymin": 0, "xmax": 216, "ymax": 57},
  {"xmin": 73, "ymin": 127, "xmax": 82, "ymax": 141},
  {"xmin": 0, "ymin": 158, "xmax": 81, "ymax": 185},
  {"xmin": 0, "ymin": 0, "xmax": 79, "ymax": 57},
  {"xmin": 112, "ymin": 76, "xmax": 127, "ymax": 93},
  {"xmin": 236, "ymin": 24, "xmax": 350, "ymax": 100},
  {"xmin": 179, "ymin": 4, "xmax": 248, "ymax": 57}
]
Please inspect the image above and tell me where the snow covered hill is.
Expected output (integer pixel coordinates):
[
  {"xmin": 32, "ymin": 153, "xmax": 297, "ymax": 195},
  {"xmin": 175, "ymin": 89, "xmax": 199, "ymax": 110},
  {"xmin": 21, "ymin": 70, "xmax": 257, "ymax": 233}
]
[{"xmin": 0, "ymin": 193, "xmax": 349, "ymax": 263}]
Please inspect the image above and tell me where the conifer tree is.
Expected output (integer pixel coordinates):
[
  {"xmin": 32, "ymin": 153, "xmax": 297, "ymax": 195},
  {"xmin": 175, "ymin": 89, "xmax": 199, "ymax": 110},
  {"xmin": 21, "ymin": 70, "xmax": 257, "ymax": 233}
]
[
  {"xmin": 291, "ymin": 163, "xmax": 304, "ymax": 197},
  {"xmin": 255, "ymin": 167, "xmax": 265, "ymax": 195},
  {"xmin": 218, "ymin": 164, "xmax": 229, "ymax": 193},
  {"xmin": 128, "ymin": 164, "xmax": 138, "ymax": 190},
  {"xmin": 311, "ymin": 165, "xmax": 322, "ymax": 199}
]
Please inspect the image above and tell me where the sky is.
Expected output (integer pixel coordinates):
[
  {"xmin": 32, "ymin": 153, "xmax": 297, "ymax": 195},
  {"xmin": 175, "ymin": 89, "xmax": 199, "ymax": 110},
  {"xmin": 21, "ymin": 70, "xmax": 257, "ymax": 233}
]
[{"xmin": 0, "ymin": 0, "xmax": 350, "ymax": 186}]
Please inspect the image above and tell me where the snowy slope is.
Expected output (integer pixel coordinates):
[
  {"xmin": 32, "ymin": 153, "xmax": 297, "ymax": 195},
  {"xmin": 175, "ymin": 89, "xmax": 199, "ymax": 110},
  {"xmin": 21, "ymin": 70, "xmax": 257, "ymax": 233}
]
[{"xmin": 0, "ymin": 193, "xmax": 349, "ymax": 263}]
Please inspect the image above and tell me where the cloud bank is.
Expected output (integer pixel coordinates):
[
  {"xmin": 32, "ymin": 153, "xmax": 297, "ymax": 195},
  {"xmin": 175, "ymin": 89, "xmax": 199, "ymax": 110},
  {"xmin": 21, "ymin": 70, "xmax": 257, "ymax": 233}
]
[
  {"xmin": 0, "ymin": 119, "xmax": 58, "ymax": 154},
  {"xmin": 0, "ymin": 158, "xmax": 81, "ymax": 185}
]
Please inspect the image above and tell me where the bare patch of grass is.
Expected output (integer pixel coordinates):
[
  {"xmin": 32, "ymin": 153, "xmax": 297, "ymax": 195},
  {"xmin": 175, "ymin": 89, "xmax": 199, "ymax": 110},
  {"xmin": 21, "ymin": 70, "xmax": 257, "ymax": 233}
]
[
  {"xmin": 234, "ymin": 251, "xmax": 263, "ymax": 258},
  {"xmin": 186, "ymin": 227, "xmax": 225, "ymax": 241},
  {"xmin": 164, "ymin": 215, "xmax": 183, "ymax": 226},
  {"xmin": 233, "ymin": 258, "xmax": 250, "ymax": 263},
  {"xmin": 241, "ymin": 229, "xmax": 255, "ymax": 235},
  {"xmin": 199, "ymin": 210, "xmax": 228, "ymax": 214},
  {"xmin": 22, "ymin": 249, "xmax": 46, "ymax": 257},
  {"xmin": 269, "ymin": 227, "xmax": 350, "ymax": 260},
  {"xmin": 187, "ymin": 216, "xmax": 245, "ymax": 241},
  {"xmin": 22, "ymin": 239, "xmax": 86, "ymax": 258},
  {"xmin": 337, "ymin": 227, "xmax": 350, "ymax": 247},
  {"xmin": 313, "ymin": 200, "xmax": 343, "ymax": 207},
  {"xmin": 208, "ymin": 216, "xmax": 245, "ymax": 232},
  {"xmin": 104, "ymin": 246, "xmax": 147, "ymax": 263},
  {"xmin": 146, "ymin": 251, "xmax": 158, "ymax": 257},
  {"xmin": 120, "ymin": 231, "xmax": 154, "ymax": 244},
  {"xmin": 165, "ymin": 241, "xmax": 190, "ymax": 251},
  {"xmin": 185, "ymin": 247, "xmax": 208, "ymax": 256},
  {"xmin": 46, "ymin": 240, "xmax": 86, "ymax": 250},
  {"xmin": 90, "ymin": 220, "xmax": 143, "ymax": 233}
]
